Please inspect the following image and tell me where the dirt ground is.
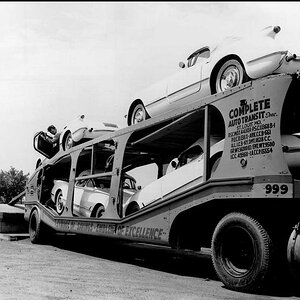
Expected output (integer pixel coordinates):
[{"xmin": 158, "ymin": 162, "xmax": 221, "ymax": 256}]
[{"xmin": 0, "ymin": 234, "xmax": 299, "ymax": 300}]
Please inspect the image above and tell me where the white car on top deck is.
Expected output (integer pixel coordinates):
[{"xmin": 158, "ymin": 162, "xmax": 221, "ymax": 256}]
[
  {"xmin": 59, "ymin": 114, "xmax": 119, "ymax": 151},
  {"xmin": 127, "ymin": 25, "xmax": 300, "ymax": 126},
  {"xmin": 33, "ymin": 115, "xmax": 118, "ymax": 159}
]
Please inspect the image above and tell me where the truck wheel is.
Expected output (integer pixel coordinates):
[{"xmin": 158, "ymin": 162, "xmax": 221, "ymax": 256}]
[
  {"xmin": 287, "ymin": 223, "xmax": 300, "ymax": 282},
  {"xmin": 211, "ymin": 212, "xmax": 272, "ymax": 292},
  {"xmin": 215, "ymin": 59, "xmax": 247, "ymax": 93},
  {"xmin": 29, "ymin": 209, "xmax": 45, "ymax": 244}
]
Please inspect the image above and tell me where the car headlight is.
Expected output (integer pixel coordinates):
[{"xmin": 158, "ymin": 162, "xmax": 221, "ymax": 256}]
[
  {"xmin": 278, "ymin": 51, "xmax": 289, "ymax": 66},
  {"xmin": 286, "ymin": 53, "xmax": 297, "ymax": 62}
]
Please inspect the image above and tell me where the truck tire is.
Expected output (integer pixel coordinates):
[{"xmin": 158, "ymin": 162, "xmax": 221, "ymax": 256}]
[
  {"xmin": 29, "ymin": 209, "xmax": 46, "ymax": 244},
  {"xmin": 211, "ymin": 212, "xmax": 273, "ymax": 292},
  {"xmin": 287, "ymin": 223, "xmax": 300, "ymax": 282}
]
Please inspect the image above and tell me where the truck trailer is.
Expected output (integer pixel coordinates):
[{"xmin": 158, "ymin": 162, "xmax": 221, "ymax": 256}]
[{"xmin": 25, "ymin": 73, "xmax": 300, "ymax": 292}]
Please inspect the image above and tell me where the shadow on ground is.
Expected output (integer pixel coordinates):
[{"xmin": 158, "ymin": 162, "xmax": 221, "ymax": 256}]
[
  {"xmin": 47, "ymin": 233, "xmax": 216, "ymax": 278},
  {"xmin": 44, "ymin": 233, "xmax": 300, "ymax": 298}
]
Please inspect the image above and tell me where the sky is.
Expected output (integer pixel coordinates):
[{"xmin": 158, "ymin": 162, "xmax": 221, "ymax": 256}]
[{"xmin": 1, "ymin": 1, "xmax": 300, "ymax": 175}]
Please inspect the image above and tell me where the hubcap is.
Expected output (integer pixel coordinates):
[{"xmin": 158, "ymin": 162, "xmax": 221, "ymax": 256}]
[
  {"xmin": 57, "ymin": 193, "xmax": 64, "ymax": 214},
  {"xmin": 96, "ymin": 207, "xmax": 104, "ymax": 218},
  {"xmin": 65, "ymin": 136, "xmax": 73, "ymax": 149},
  {"xmin": 133, "ymin": 108, "xmax": 144, "ymax": 124},
  {"xmin": 220, "ymin": 66, "xmax": 240, "ymax": 91}
]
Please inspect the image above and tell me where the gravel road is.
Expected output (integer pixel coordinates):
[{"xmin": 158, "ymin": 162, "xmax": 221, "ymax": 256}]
[{"xmin": 0, "ymin": 234, "xmax": 299, "ymax": 300}]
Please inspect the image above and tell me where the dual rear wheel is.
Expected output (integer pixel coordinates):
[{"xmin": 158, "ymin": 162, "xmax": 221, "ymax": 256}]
[{"xmin": 211, "ymin": 212, "xmax": 272, "ymax": 292}]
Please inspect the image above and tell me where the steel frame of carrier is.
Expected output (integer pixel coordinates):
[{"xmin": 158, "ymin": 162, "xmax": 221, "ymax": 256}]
[{"xmin": 25, "ymin": 73, "xmax": 300, "ymax": 292}]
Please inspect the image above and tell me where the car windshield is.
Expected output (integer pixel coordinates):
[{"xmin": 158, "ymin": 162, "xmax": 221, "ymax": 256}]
[
  {"xmin": 178, "ymin": 145, "xmax": 203, "ymax": 168},
  {"xmin": 187, "ymin": 47, "xmax": 210, "ymax": 67},
  {"xmin": 123, "ymin": 177, "xmax": 137, "ymax": 190}
]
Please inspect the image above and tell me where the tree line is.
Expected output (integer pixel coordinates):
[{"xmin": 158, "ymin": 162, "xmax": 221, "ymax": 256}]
[{"xmin": 0, "ymin": 167, "xmax": 29, "ymax": 204}]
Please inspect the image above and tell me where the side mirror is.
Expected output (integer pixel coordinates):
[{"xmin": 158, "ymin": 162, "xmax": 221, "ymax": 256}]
[{"xmin": 179, "ymin": 61, "xmax": 186, "ymax": 69}]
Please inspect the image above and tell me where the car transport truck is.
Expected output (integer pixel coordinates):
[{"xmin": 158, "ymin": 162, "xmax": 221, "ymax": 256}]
[{"xmin": 25, "ymin": 73, "xmax": 300, "ymax": 292}]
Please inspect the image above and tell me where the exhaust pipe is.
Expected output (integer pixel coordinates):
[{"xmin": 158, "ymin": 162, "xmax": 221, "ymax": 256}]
[{"xmin": 286, "ymin": 53, "xmax": 297, "ymax": 62}]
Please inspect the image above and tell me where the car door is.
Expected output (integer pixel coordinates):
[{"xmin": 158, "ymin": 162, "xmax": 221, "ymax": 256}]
[
  {"xmin": 167, "ymin": 47, "xmax": 210, "ymax": 104},
  {"xmin": 73, "ymin": 179, "xmax": 86, "ymax": 216},
  {"xmin": 167, "ymin": 63, "xmax": 202, "ymax": 104},
  {"xmin": 74, "ymin": 179, "xmax": 102, "ymax": 217},
  {"xmin": 33, "ymin": 131, "xmax": 59, "ymax": 159},
  {"xmin": 74, "ymin": 177, "xmax": 111, "ymax": 217}
]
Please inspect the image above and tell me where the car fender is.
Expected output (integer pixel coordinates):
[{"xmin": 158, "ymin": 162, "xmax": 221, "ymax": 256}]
[
  {"xmin": 82, "ymin": 189, "xmax": 110, "ymax": 215},
  {"xmin": 205, "ymin": 35, "xmax": 288, "ymax": 81},
  {"xmin": 51, "ymin": 180, "xmax": 68, "ymax": 206},
  {"xmin": 127, "ymin": 183, "xmax": 162, "ymax": 209},
  {"xmin": 131, "ymin": 77, "xmax": 169, "ymax": 109},
  {"xmin": 81, "ymin": 120, "xmax": 117, "ymax": 140},
  {"xmin": 62, "ymin": 115, "xmax": 88, "ymax": 143},
  {"xmin": 71, "ymin": 127, "xmax": 87, "ymax": 142}
]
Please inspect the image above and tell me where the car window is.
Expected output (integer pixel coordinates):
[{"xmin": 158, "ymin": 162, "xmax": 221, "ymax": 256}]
[
  {"xmin": 76, "ymin": 179, "xmax": 87, "ymax": 187},
  {"xmin": 94, "ymin": 177, "xmax": 111, "ymax": 189},
  {"xmin": 86, "ymin": 179, "xmax": 95, "ymax": 188}
]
